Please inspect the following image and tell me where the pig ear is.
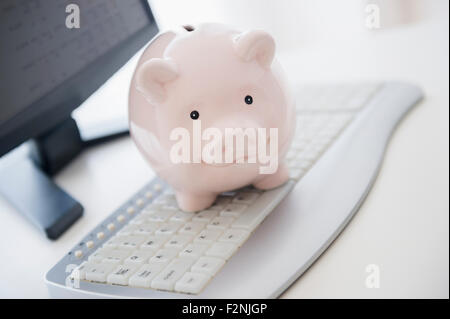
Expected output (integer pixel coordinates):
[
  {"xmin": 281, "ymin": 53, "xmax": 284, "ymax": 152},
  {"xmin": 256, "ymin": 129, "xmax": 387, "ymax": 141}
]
[
  {"xmin": 234, "ymin": 30, "xmax": 275, "ymax": 68},
  {"xmin": 136, "ymin": 58, "xmax": 178, "ymax": 103}
]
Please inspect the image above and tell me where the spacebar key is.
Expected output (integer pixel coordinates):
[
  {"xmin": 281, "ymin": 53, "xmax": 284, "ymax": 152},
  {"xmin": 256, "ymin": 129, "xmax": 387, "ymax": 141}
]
[{"xmin": 232, "ymin": 181, "xmax": 295, "ymax": 231}]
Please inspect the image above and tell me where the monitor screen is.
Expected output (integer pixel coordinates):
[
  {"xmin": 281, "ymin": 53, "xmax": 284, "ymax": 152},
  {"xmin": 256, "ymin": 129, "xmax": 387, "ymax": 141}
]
[{"xmin": 0, "ymin": 0, "xmax": 156, "ymax": 155}]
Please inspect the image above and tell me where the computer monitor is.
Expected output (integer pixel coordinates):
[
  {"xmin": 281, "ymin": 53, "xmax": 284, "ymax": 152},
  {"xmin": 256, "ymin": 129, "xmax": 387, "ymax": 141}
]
[{"xmin": 0, "ymin": 0, "xmax": 158, "ymax": 239}]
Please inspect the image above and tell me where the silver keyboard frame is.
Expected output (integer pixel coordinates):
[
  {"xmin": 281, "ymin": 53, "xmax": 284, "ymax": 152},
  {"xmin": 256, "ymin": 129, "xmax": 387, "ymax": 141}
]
[{"xmin": 46, "ymin": 82, "xmax": 423, "ymax": 298}]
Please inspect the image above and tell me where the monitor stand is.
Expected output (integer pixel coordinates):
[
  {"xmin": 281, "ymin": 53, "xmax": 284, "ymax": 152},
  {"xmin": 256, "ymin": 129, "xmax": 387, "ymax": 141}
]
[{"xmin": 0, "ymin": 117, "xmax": 128, "ymax": 240}]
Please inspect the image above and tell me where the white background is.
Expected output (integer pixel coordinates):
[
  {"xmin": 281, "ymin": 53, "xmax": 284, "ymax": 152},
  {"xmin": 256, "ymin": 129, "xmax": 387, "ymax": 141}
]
[{"xmin": 0, "ymin": 0, "xmax": 448, "ymax": 298}]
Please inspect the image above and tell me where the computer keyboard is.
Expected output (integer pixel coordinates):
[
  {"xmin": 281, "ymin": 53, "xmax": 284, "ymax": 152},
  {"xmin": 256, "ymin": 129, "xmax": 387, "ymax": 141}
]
[{"xmin": 46, "ymin": 82, "xmax": 422, "ymax": 298}]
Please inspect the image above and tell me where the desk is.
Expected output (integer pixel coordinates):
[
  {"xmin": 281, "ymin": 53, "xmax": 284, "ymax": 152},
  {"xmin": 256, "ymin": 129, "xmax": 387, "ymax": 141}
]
[{"xmin": 0, "ymin": 5, "xmax": 448, "ymax": 298}]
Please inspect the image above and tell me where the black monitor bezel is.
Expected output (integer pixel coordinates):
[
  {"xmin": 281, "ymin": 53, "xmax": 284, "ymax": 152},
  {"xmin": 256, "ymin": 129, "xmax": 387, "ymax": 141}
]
[{"xmin": 0, "ymin": 0, "xmax": 158, "ymax": 157}]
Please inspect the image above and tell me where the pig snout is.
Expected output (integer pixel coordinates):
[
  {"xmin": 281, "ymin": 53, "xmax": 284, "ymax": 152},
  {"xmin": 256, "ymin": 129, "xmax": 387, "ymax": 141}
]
[{"xmin": 203, "ymin": 119, "xmax": 270, "ymax": 164}]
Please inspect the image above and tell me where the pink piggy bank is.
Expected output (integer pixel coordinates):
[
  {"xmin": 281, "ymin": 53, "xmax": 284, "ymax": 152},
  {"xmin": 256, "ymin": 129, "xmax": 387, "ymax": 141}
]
[{"xmin": 129, "ymin": 23, "xmax": 296, "ymax": 212}]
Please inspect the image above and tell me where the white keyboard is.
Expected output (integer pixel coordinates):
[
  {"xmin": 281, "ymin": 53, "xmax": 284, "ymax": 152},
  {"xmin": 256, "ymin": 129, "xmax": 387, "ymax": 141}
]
[{"xmin": 46, "ymin": 82, "xmax": 423, "ymax": 298}]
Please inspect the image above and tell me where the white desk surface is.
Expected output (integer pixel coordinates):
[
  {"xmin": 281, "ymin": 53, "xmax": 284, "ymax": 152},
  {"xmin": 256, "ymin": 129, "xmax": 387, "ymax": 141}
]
[{"xmin": 0, "ymin": 8, "xmax": 448, "ymax": 298}]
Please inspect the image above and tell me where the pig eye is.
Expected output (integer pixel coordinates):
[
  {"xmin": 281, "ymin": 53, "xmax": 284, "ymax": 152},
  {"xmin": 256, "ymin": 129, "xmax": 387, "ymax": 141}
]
[
  {"xmin": 244, "ymin": 95, "xmax": 253, "ymax": 105},
  {"xmin": 190, "ymin": 110, "xmax": 200, "ymax": 120}
]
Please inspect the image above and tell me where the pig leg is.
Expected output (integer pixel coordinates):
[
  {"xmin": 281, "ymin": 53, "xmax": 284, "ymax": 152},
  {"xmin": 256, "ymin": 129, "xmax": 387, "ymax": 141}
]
[
  {"xmin": 175, "ymin": 191, "xmax": 217, "ymax": 212},
  {"xmin": 253, "ymin": 163, "xmax": 289, "ymax": 190}
]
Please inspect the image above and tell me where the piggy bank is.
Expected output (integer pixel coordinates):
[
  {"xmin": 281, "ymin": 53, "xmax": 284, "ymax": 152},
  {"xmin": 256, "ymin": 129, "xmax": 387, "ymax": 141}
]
[{"xmin": 129, "ymin": 23, "xmax": 296, "ymax": 212}]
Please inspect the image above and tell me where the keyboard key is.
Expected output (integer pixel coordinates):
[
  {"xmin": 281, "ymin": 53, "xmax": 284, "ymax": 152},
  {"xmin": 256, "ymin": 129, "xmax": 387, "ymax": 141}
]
[
  {"xmin": 148, "ymin": 210, "xmax": 176, "ymax": 222},
  {"xmin": 220, "ymin": 203, "xmax": 247, "ymax": 217},
  {"xmin": 289, "ymin": 167, "xmax": 305, "ymax": 180},
  {"xmin": 193, "ymin": 210, "xmax": 218, "ymax": 223},
  {"xmin": 142, "ymin": 203, "xmax": 162, "ymax": 213},
  {"xmin": 170, "ymin": 211, "xmax": 195, "ymax": 223},
  {"xmin": 123, "ymin": 251, "xmax": 153, "ymax": 266},
  {"xmin": 84, "ymin": 263, "xmax": 115, "ymax": 283},
  {"xmin": 347, "ymin": 92, "xmax": 370, "ymax": 109},
  {"xmin": 107, "ymin": 265, "xmax": 138, "ymax": 285},
  {"xmin": 219, "ymin": 229, "xmax": 250, "ymax": 246},
  {"xmin": 102, "ymin": 250, "xmax": 131, "ymax": 264},
  {"xmin": 209, "ymin": 196, "xmax": 232, "ymax": 210},
  {"xmin": 103, "ymin": 236, "xmax": 122, "ymax": 248},
  {"xmin": 193, "ymin": 229, "xmax": 223, "ymax": 245},
  {"xmin": 129, "ymin": 263, "xmax": 165, "ymax": 288},
  {"xmin": 151, "ymin": 258, "xmax": 196, "ymax": 291},
  {"xmin": 164, "ymin": 234, "xmax": 193, "ymax": 250},
  {"xmin": 140, "ymin": 235, "xmax": 169, "ymax": 252},
  {"xmin": 232, "ymin": 206, "xmax": 270, "ymax": 231},
  {"xmin": 162, "ymin": 201, "xmax": 179, "ymax": 210},
  {"xmin": 308, "ymin": 142, "xmax": 326, "ymax": 153},
  {"xmin": 285, "ymin": 149, "xmax": 298, "ymax": 160},
  {"xmin": 130, "ymin": 214, "xmax": 149, "ymax": 225},
  {"xmin": 117, "ymin": 224, "xmax": 138, "ymax": 236},
  {"xmin": 155, "ymin": 222, "xmax": 181, "ymax": 236},
  {"xmin": 152, "ymin": 206, "xmax": 179, "ymax": 214},
  {"xmin": 163, "ymin": 188, "xmax": 176, "ymax": 195},
  {"xmin": 175, "ymin": 272, "xmax": 211, "ymax": 294},
  {"xmin": 295, "ymin": 158, "xmax": 313, "ymax": 170},
  {"xmin": 134, "ymin": 223, "xmax": 159, "ymax": 235},
  {"xmin": 117, "ymin": 235, "xmax": 147, "ymax": 250},
  {"xmin": 316, "ymin": 135, "xmax": 333, "ymax": 146},
  {"xmin": 205, "ymin": 242, "xmax": 237, "ymax": 260},
  {"xmin": 291, "ymin": 139, "xmax": 308, "ymax": 151},
  {"xmin": 179, "ymin": 221, "xmax": 206, "ymax": 235},
  {"xmin": 207, "ymin": 216, "xmax": 234, "ymax": 230},
  {"xmin": 154, "ymin": 194, "xmax": 177, "ymax": 205},
  {"xmin": 191, "ymin": 257, "xmax": 225, "ymax": 277},
  {"xmin": 179, "ymin": 243, "xmax": 209, "ymax": 259},
  {"xmin": 300, "ymin": 149, "xmax": 319, "ymax": 161},
  {"xmin": 232, "ymin": 192, "xmax": 260, "ymax": 204},
  {"xmin": 70, "ymin": 261, "xmax": 87, "ymax": 281},
  {"xmin": 88, "ymin": 247, "xmax": 112, "ymax": 263},
  {"xmin": 149, "ymin": 248, "xmax": 179, "ymax": 265}
]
